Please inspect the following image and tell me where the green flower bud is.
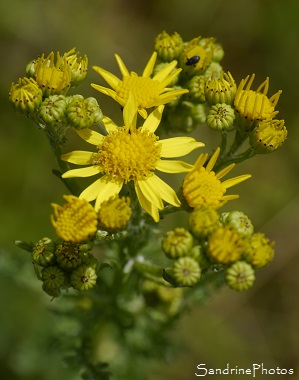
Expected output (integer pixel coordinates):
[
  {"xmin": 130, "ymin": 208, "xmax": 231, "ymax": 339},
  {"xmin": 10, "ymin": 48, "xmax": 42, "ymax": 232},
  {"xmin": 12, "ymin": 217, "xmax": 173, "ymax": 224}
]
[
  {"xmin": 42, "ymin": 283, "xmax": 61, "ymax": 298},
  {"xmin": 32, "ymin": 237, "xmax": 56, "ymax": 267},
  {"xmin": 154, "ymin": 31, "xmax": 184, "ymax": 62},
  {"xmin": 206, "ymin": 103, "xmax": 236, "ymax": 132},
  {"xmin": 41, "ymin": 265, "xmax": 66, "ymax": 290},
  {"xmin": 225, "ymin": 261, "xmax": 255, "ymax": 291},
  {"xmin": 244, "ymin": 233, "xmax": 275, "ymax": 268},
  {"xmin": 39, "ymin": 95, "xmax": 67, "ymax": 126},
  {"xmin": 212, "ymin": 43, "xmax": 225, "ymax": 62},
  {"xmin": 66, "ymin": 95, "xmax": 103, "ymax": 129},
  {"xmin": 220, "ymin": 211, "xmax": 254, "ymax": 238},
  {"xmin": 249, "ymin": 119, "xmax": 287, "ymax": 154},
  {"xmin": 61, "ymin": 48, "xmax": 88, "ymax": 87},
  {"xmin": 205, "ymin": 72, "xmax": 236, "ymax": 105},
  {"xmin": 162, "ymin": 228, "xmax": 194, "ymax": 259},
  {"xmin": 55, "ymin": 241, "xmax": 83, "ymax": 270},
  {"xmin": 25, "ymin": 59, "xmax": 37, "ymax": 77},
  {"xmin": 191, "ymin": 104, "xmax": 207, "ymax": 124},
  {"xmin": 189, "ymin": 245, "xmax": 211, "ymax": 270},
  {"xmin": 189, "ymin": 205, "xmax": 219, "ymax": 239},
  {"xmin": 9, "ymin": 77, "xmax": 43, "ymax": 115},
  {"xmin": 70, "ymin": 265, "xmax": 97, "ymax": 291},
  {"xmin": 172, "ymin": 257, "xmax": 201, "ymax": 286},
  {"xmin": 164, "ymin": 100, "xmax": 198, "ymax": 133},
  {"xmin": 81, "ymin": 252, "xmax": 98, "ymax": 269},
  {"xmin": 204, "ymin": 62, "xmax": 223, "ymax": 79},
  {"xmin": 186, "ymin": 75, "xmax": 206, "ymax": 103}
]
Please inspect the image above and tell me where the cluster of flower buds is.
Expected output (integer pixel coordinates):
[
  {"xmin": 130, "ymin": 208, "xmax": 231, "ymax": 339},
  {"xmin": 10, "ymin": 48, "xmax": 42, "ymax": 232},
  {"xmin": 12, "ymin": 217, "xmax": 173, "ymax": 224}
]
[
  {"xmin": 162, "ymin": 207, "xmax": 274, "ymax": 291},
  {"xmin": 9, "ymin": 48, "xmax": 102, "ymax": 141},
  {"xmin": 153, "ymin": 31, "xmax": 287, "ymax": 155}
]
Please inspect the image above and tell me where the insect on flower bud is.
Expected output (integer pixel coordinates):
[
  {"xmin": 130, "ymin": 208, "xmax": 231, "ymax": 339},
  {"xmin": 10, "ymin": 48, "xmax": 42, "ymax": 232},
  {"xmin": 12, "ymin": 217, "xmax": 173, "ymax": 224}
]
[
  {"xmin": 154, "ymin": 31, "xmax": 184, "ymax": 62},
  {"xmin": 9, "ymin": 77, "xmax": 43, "ymax": 115},
  {"xmin": 162, "ymin": 228, "xmax": 194, "ymax": 259},
  {"xmin": 225, "ymin": 261, "xmax": 255, "ymax": 291},
  {"xmin": 179, "ymin": 37, "xmax": 213, "ymax": 76}
]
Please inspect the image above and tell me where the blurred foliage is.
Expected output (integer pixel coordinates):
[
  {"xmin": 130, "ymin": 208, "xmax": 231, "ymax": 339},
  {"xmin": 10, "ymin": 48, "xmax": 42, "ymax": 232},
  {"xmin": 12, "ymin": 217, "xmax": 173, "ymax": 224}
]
[{"xmin": 1, "ymin": 0, "xmax": 299, "ymax": 379}]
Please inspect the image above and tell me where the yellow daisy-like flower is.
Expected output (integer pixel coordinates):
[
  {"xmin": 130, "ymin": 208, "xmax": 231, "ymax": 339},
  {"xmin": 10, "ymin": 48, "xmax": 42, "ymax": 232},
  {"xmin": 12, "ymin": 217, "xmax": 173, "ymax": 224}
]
[
  {"xmin": 91, "ymin": 51, "xmax": 188, "ymax": 118},
  {"xmin": 182, "ymin": 147, "xmax": 251, "ymax": 209},
  {"xmin": 234, "ymin": 74, "xmax": 282, "ymax": 130},
  {"xmin": 51, "ymin": 195, "xmax": 98, "ymax": 242},
  {"xmin": 61, "ymin": 93, "xmax": 204, "ymax": 222}
]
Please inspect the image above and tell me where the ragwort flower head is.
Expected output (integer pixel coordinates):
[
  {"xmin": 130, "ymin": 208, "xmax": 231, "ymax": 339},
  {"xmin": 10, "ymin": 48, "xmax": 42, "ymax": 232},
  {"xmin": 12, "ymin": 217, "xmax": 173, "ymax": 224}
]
[
  {"xmin": 91, "ymin": 52, "xmax": 188, "ymax": 118},
  {"xmin": 234, "ymin": 74, "xmax": 282, "ymax": 131},
  {"xmin": 182, "ymin": 147, "xmax": 251, "ymax": 209},
  {"xmin": 61, "ymin": 93, "xmax": 204, "ymax": 222}
]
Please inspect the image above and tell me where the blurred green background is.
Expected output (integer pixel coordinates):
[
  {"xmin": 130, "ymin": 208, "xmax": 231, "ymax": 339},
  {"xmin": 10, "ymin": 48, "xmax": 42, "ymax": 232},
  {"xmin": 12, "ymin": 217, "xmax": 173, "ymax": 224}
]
[{"xmin": 1, "ymin": 0, "xmax": 299, "ymax": 379}]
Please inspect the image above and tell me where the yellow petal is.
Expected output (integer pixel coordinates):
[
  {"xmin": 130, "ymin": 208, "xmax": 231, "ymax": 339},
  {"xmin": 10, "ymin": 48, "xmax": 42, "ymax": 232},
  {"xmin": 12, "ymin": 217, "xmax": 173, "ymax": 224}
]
[
  {"xmin": 159, "ymin": 68, "xmax": 182, "ymax": 89},
  {"xmin": 141, "ymin": 105, "xmax": 164, "ymax": 133},
  {"xmin": 75, "ymin": 128, "xmax": 104, "ymax": 146},
  {"xmin": 92, "ymin": 66, "xmax": 120, "ymax": 90},
  {"xmin": 136, "ymin": 177, "xmax": 164, "ymax": 210},
  {"xmin": 152, "ymin": 60, "xmax": 178, "ymax": 82},
  {"xmin": 206, "ymin": 147, "xmax": 220, "ymax": 172},
  {"xmin": 61, "ymin": 150, "xmax": 94, "ymax": 165},
  {"xmin": 62, "ymin": 166, "xmax": 100, "ymax": 178},
  {"xmin": 145, "ymin": 175, "xmax": 181, "ymax": 207},
  {"xmin": 79, "ymin": 178, "xmax": 104, "ymax": 202},
  {"xmin": 102, "ymin": 116, "xmax": 118, "ymax": 133},
  {"xmin": 222, "ymin": 174, "xmax": 252, "ymax": 189},
  {"xmin": 138, "ymin": 108, "xmax": 148, "ymax": 119},
  {"xmin": 156, "ymin": 159, "xmax": 194, "ymax": 173},
  {"xmin": 91, "ymin": 84, "xmax": 118, "ymax": 100},
  {"xmin": 115, "ymin": 54, "xmax": 130, "ymax": 77},
  {"xmin": 135, "ymin": 182, "xmax": 160, "ymax": 222},
  {"xmin": 94, "ymin": 178, "xmax": 123, "ymax": 211},
  {"xmin": 160, "ymin": 137, "xmax": 204, "ymax": 158},
  {"xmin": 216, "ymin": 163, "xmax": 235, "ymax": 180},
  {"xmin": 142, "ymin": 52, "xmax": 157, "ymax": 78},
  {"xmin": 123, "ymin": 91, "xmax": 138, "ymax": 131}
]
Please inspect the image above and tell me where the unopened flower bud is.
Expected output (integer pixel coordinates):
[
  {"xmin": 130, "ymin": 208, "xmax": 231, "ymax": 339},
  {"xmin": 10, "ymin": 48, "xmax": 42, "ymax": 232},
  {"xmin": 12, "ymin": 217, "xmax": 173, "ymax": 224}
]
[
  {"xmin": 186, "ymin": 75, "xmax": 206, "ymax": 103},
  {"xmin": 204, "ymin": 62, "xmax": 223, "ymax": 79},
  {"xmin": 225, "ymin": 261, "xmax": 255, "ymax": 291},
  {"xmin": 39, "ymin": 95, "xmax": 67, "ymax": 126},
  {"xmin": 244, "ymin": 233, "xmax": 275, "ymax": 268},
  {"xmin": 9, "ymin": 77, "xmax": 43, "ymax": 115},
  {"xmin": 206, "ymin": 103, "xmax": 235, "ymax": 132},
  {"xmin": 98, "ymin": 195, "xmax": 131, "ymax": 232},
  {"xmin": 42, "ymin": 283, "xmax": 61, "ymax": 298},
  {"xmin": 173, "ymin": 257, "xmax": 201, "ymax": 286},
  {"xmin": 32, "ymin": 237, "xmax": 56, "ymax": 267},
  {"xmin": 189, "ymin": 245, "xmax": 211, "ymax": 270},
  {"xmin": 41, "ymin": 265, "xmax": 66, "ymax": 290},
  {"xmin": 70, "ymin": 265, "xmax": 97, "ymax": 291},
  {"xmin": 249, "ymin": 119, "xmax": 287, "ymax": 154},
  {"xmin": 162, "ymin": 228, "xmax": 193, "ymax": 259},
  {"xmin": 189, "ymin": 205, "xmax": 219, "ymax": 239},
  {"xmin": 205, "ymin": 72, "xmax": 236, "ymax": 105},
  {"xmin": 25, "ymin": 59, "xmax": 37, "ymax": 77},
  {"xmin": 61, "ymin": 48, "xmax": 88, "ymax": 87},
  {"xmin": 208, "ymin": 226, "xmax": 245, "ymax": 264},
  {"xmin": 220, "ymin": 210, "xmax": 254, "ymax": 238},
  {"xmin": 154, "ymin": 31, "xmax": 184, "ymax": 62},
  {"xmin": 66, "ymin": 95, "xmax": 103, "ymax": 129},
  {"xmin": 212, "ymin": 43, "xmax": 225, "ymax": 62},
  {"xmin": 179, "ymin": 37, "xmax": 213, "ymax": 76},
  {"xmin": 55, "ymin": 241, "xmax": 83, "ymax": 270}
]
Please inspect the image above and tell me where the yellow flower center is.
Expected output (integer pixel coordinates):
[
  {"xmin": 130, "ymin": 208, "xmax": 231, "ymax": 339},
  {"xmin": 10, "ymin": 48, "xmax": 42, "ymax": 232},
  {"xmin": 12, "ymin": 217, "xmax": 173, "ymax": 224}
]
[
  {"xmin": 182, "ymin": 168, "xmax": 225, "ymax": 208},
  {"xmin": 116, "ymin": 73, "xmax": 160, "ymax": 108},
  {"xmin": 235, "ymin": 90, "xmax": 274, "ymax": 120},
  {"xmin": 94, "ymin": 128, "xmax": 161, "ymax": 182},
  {"xmin": 98, "ymin": 196, "xmax": 132, "ymax": 231},
  {"xmin": 51, "ymin": 195, "xmax": 98, "ymax": 242}
]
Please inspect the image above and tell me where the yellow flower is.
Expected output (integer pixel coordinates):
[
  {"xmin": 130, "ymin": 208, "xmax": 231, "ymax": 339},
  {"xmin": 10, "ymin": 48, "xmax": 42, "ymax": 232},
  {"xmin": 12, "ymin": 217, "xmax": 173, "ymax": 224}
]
[
  {"xmin": 182, "ymin": 147, "xmax": 251, "ymax": 209},
  {"xmin": 91, "ymin": 52, "xmax": 188, "ymax": 118},
  {"xmin": 34, "ymin": 51, "xmax": 71, "ymax": 96},
  {"xmin": 51, "ymin": 195, "xmax": 98, "ymax": 242},
  {"xmin": 61, "ymin": 93, "xmax": 204, "ymax": 222},
  {"xmin": 234, "ymin": 74, "xmax": 282, "ymax": 130},
  {"xmin": 98, "ymin": 195, "xmax": 132, "ymax": 232}
]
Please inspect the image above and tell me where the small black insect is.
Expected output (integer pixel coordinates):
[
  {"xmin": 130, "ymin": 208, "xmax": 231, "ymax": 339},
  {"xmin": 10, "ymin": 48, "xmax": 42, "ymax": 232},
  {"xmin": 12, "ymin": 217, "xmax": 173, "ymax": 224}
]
[{"xmin": 186, "ymin": 55, "xmax": 200, "ymax": 66}]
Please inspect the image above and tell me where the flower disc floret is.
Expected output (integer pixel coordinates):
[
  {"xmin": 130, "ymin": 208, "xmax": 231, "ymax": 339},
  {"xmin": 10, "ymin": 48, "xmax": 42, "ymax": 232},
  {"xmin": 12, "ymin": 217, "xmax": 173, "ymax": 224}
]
[
  {"xmin": 98, "ymin": 196, "xmax": 132, "ymax": 231},
  {"xmin": 93, "ymin": 128, "xmax": 161, "ymax": 182}
]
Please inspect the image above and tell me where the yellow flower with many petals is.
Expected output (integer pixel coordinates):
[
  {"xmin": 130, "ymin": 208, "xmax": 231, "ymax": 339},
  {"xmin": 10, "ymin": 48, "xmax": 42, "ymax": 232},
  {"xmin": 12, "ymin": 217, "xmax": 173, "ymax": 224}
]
[
  {"xmin": 91, "ymin": 52, "xmax": 188, "ymax": 118},
  {"xmin": 182, "ymin": 147, "xmax": 251, "ymax": 209},
  {"xmin": 61, "ymin": 93, "xmax": 204, "ymax": 222}
]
